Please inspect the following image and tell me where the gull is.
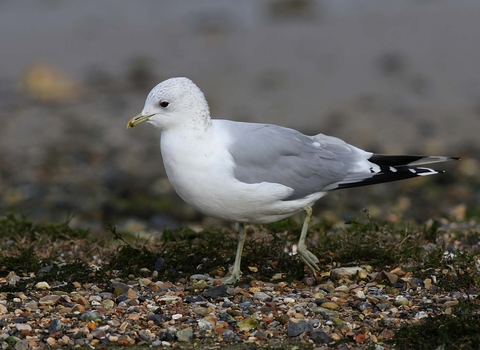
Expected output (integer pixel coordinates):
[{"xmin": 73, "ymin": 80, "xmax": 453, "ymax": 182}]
[{"xmin": 126, "ymin": 77, "xmax": 458, "ymax": 284}]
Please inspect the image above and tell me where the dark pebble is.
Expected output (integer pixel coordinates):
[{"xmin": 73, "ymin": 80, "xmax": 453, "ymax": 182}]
[
  {"xmin": 202, "ymin": 285, "xmax": 228, "ymax": 298},
  {"xmin": 147, "ymin": 314, "xmax": 171, "ymax": 325},
  {"xmin": 287, "ymin": 319, "xmax": 313, "ymax": 337},
  {"xmin": 37, "ymin": 266, "xmax": 52, "ymax": 275},
  {"xmin": 81, "ymin": 311, "xmax": 102, "ymax": 322},
  {"xmin": 238, "ymin": 301, "xmax": 257, "ymax": 309},
  {"xmin": 154, "ymin": 257, "xmax": 164, "ymax": 271},
  {"xmin": 356, "ymin": 302, "xmax": 370, "ymax": 311},
  {"xmin": 376, "ymin": 303, "xmax": 391, "ymax": 311},
  {"xmin": 222, "ymin": 330, "xmax": 235, "ymax": 341},
  {"xmin": 12, "ymin": 318, "xmax": 30, "ymax": 323},
  {"xmin": 110, "ymin": 282, "xmax": 129, "ymax": 297},
  {"xmin": 314, "ymin": 298, "xmax": 329, "ymax": 305},
  {"xmin": 74, "ymin": 338, "xmax": 90, "ymax": 346},
  {"xmin": 310, "ymin": 330, "xmax": 333, "ymax": 344},
  {"xmin": 116, "ymin": 295, "xmax": 128, "ymax": 303},
  {"xmin": 158, "ymin": 331, "xmax": 175, "ymax": 342},
  {"xmin": 184, "ymin": 295, "xmax": 204, "ymax": 303},
  {"xmin": 48, "ymin": 319, "xmax": 62, "ymax": 334},
  {"xmin": 410, "ymin": 278, "xmax": 424, "ymax": 288}
]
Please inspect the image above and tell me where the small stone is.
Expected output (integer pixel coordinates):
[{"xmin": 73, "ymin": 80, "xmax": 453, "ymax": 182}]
[
  {"xmin": 73, "ymin": 295, "xmax": 89, "ymax": 306},
  {"xmin": 193, "ymin": 306, "xmax": 209, "ymax": 316},
  {"xmin": 172, "ymin": 313, "xmax": 182, "ymax": 320},
  {"xmin": 119, "ymin": 321, "xmax": 129, "ymax": 332},
  {"xmin": 92, "ymin": 329, "xmax": 107, "ymax": 339},
  {"xmin": 320, "ymin": 302, "xmax": 339, "ymax": 310},
  {"xmin": 424, "ymin": 278, "xmax": 432, "ymax": 290},
  {"xmin": 335, "ymin": 285, "xmax": 349, "ymax": 293},
  {"xmin": 317, "ymin": 283, "xmax": 335, "ymax": 293},
  {"xmin": 126, "ymin": 288, "xmax": 137, "ymax": 299},
  {"xmin": 385, "ymin": 287, "xmax": 399, "ymax": 295},
  {"xmin": 331, "ymin": 267, "xmax": 366, "ymax": 280},
  {"xmin": 148, "ymin": 314, "xmax": 171, "ymax": 325},
  {"xmin": 202, "ymin": 285, "xmax": 228, "ymax": 298},
  {"xmin": 253, "ymin": 292, "xmax": 272, "ymax": 302},
  {"xmin": 35, "ymin": 281, "xmax": 51, "ymax": 290},
  {"xmin": 176, "ymin": 327, "xmax": 193, "ymax": 342},
  {"xmin": 444, "ymin": 300, "xmax": 459, "ymax": 307},
  {"xmin": 15, "ymin": 323, "xmax": 32, "ymax": 334},
  {"xmin": 284, "ymin": 297, "xmax": 295, "ymax": 303},
  {"xmin": 382, "ymin": 270, "xmax": 399, "ymax": 284},
  {"xmin": 237, "ymin": 316, "xmax": 258, "ymax": 331},
  {"xmin": 185, "ymin": 295, "xmax": 204, "ymax": 303},
  {"xmin": 355, "ymin": 290, "xmax": 366, "ymax": 299},
  {"xmin": 101, "ymin": 299, "xmax": 115, "ymax": 309},
  {"xmin": 332, "ymin": 317, "xmax": 344, "ymax": 326},
  {"xmin": 0, "ymin": 304, "xmax": 8, "ymax": 314},
  {"xmin": 287, "ymin": 318, "xmax": 313, "ymax": 337},
  {"xmin": 49, "ymin": 319, "xmax": 62, "ymax": 334},
  {"xmin": 393, "ymin": 296, "xmax": 409, "ymax": 306},
  {"xmin": 117, "ymin": 335, "xmax": 134, "ymax": 346},
  {"xmin": 354, "ymin": 333, "xmax": 366, "ymax": 343},
  {"xmin": 415, "ymin": 311, "xmax": 429, "ymax": 320},
  {"xmin": 277, "ymin": 314, "xmax": 290, "ymax": 325},
  {"xmin": 312, "ymin": 307, "xmax": 338, "ymax": 317},
  {"xmin": 222, "ymin": 329, "xmax": 235, "ymax": 341},
  {"xmin": 46, "ymin": 337, "xmax": 56, "ymax": 346},
  {"xmin": 378, "ymin": 328, "xmax": 395, "ymax": 340},
  {"xmin": 139, "ymin": 278, "xmax": 152, "ymax": 287},
  {"xmin": 310, "ymin": 330, "xmax": 332, "ymax": 344},
  {"xmin": 376, "ymin": 303, "xmax": 391, "ymax": 310},
  {"xmin": 14, "ymin": 339, "xmax": 29, "ymax": 350},
  {"xmin": 39, "ymin": 295, "xmax": 61, "ymax": 305},
  {"xmin": 81, "ymin": 311, "xmax": 102, "ymax": 322},
  {"xmin": 111, "ymin": 282, "xmax": 130, "ymax": 297}
]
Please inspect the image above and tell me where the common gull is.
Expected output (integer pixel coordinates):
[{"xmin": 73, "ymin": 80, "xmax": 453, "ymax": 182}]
[{"xmin": 126, "ymin": 77, "xmax": 458, "ymax": 283}]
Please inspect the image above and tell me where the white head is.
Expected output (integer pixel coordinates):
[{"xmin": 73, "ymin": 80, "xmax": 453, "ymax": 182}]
[{"xmin": 126, "ymin": 77, "xmax": 211, "ymax": 131}]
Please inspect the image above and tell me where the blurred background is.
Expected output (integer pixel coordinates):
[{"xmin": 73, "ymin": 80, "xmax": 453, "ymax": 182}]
[{"xmin": 0, "ymin": 0, "xmax": 478, "ymax": 233}]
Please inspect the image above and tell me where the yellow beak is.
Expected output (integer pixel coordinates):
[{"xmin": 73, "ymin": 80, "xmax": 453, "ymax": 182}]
[{"xmin": 126, "ymin": 113, "xmax": 154, "ymax": 129}]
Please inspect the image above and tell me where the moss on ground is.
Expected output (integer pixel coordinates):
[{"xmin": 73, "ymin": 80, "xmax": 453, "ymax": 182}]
[
  {"xmin": 1, "ymin": 213, "xmax": 479, "ymax": 349},
  {"xmin": 391, "ymin": 300, "xmax": 480, "ymax": 350}
]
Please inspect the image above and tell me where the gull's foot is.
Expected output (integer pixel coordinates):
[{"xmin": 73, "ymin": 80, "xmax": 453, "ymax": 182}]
[
  {"xmin": 297, "ymin": 243, "xmax": 320, "ymax": 275},
  {"xmin": 221, "ymin": 269, "xmax": 242, "ymax": 284}
]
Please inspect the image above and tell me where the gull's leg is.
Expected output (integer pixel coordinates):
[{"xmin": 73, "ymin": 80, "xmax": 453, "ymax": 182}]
[
  {"xmin": 222, "ymin": 223, "xmax": 246, "ymax": 284},
  {"xmin": 296, "ymin": 206, "xmax": 320, "ymax": 274}
]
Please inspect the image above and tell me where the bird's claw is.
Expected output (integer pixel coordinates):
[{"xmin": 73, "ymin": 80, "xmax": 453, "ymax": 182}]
[{"xmin": 297, "ymin": 243, "xmax": 320, "ymax": 275}]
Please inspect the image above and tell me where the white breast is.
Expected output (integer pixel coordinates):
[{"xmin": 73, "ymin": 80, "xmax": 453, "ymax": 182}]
[{"xmin": 159, "ymin": 123, "xmax": 325, "ymax": 223}]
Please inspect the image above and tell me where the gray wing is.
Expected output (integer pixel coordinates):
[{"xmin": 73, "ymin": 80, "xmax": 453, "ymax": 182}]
[{"xmin": 223, "ymin": 121, "xmax": 368, "ymax": 200}]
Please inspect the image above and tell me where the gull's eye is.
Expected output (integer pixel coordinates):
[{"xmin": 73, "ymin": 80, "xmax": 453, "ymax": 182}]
[{"xmin": 159, "ymin": 101, "xmax": 169, "ymax": 108}]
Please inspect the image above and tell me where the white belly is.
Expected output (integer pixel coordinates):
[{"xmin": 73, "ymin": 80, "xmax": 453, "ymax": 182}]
[{"xmin": 160, "ymin": 128, "xmax": 326, "ymax": 223}]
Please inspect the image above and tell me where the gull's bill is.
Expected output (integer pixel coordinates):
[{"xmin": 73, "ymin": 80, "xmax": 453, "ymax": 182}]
[{"xmin": 126, "ymin": 113, "xmax": 154, "ymax": 129}]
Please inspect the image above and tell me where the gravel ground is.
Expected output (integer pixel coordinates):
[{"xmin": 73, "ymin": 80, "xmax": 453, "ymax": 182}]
[{"xmin": 0, "ymin": 217, "xmax": 479, "ymax": 349}]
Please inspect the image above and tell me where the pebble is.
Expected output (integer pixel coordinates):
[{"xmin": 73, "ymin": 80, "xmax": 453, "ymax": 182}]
[
  {"xmin": 253, "ymin": 292, "xmax": 272, "ymax": 302},
  {"xmin": 39, "ymin": 295, "xmax": 61, "ymax": 305},
  {"xmin": 320, "ymin": 302, "xmax": 339, "ymax": 310},
  {"xmin": 0, "ymin": 266, "xmax": 469, "ymax": 349},
  {"xmin": 35, "ymin": 281, "xmax": 51, "ymax": 290},
  {"xmin": 310, "ymin": 330, "xmax": 333, "ymax": 344},
  {"xmin": 176, "ymin": 327, "xmax": 193, "ymax": 342},
  {"xmin": 287, "ymin": 318, "xmax": 313, "ymax": 337},
  {"xmin": 237, "ymin": 316, "xmax": 258, "ymax": 331},
  {"xmin": 49, "ymin": 319, "xmax": 62, "ymax": 334},
  {"xmin": 202, "ymin": 285, "xmax": 228, "ymax": 298},
  {"xmin": 331, "ymin": 267, "xmax": 366, "ymax": 280}
]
